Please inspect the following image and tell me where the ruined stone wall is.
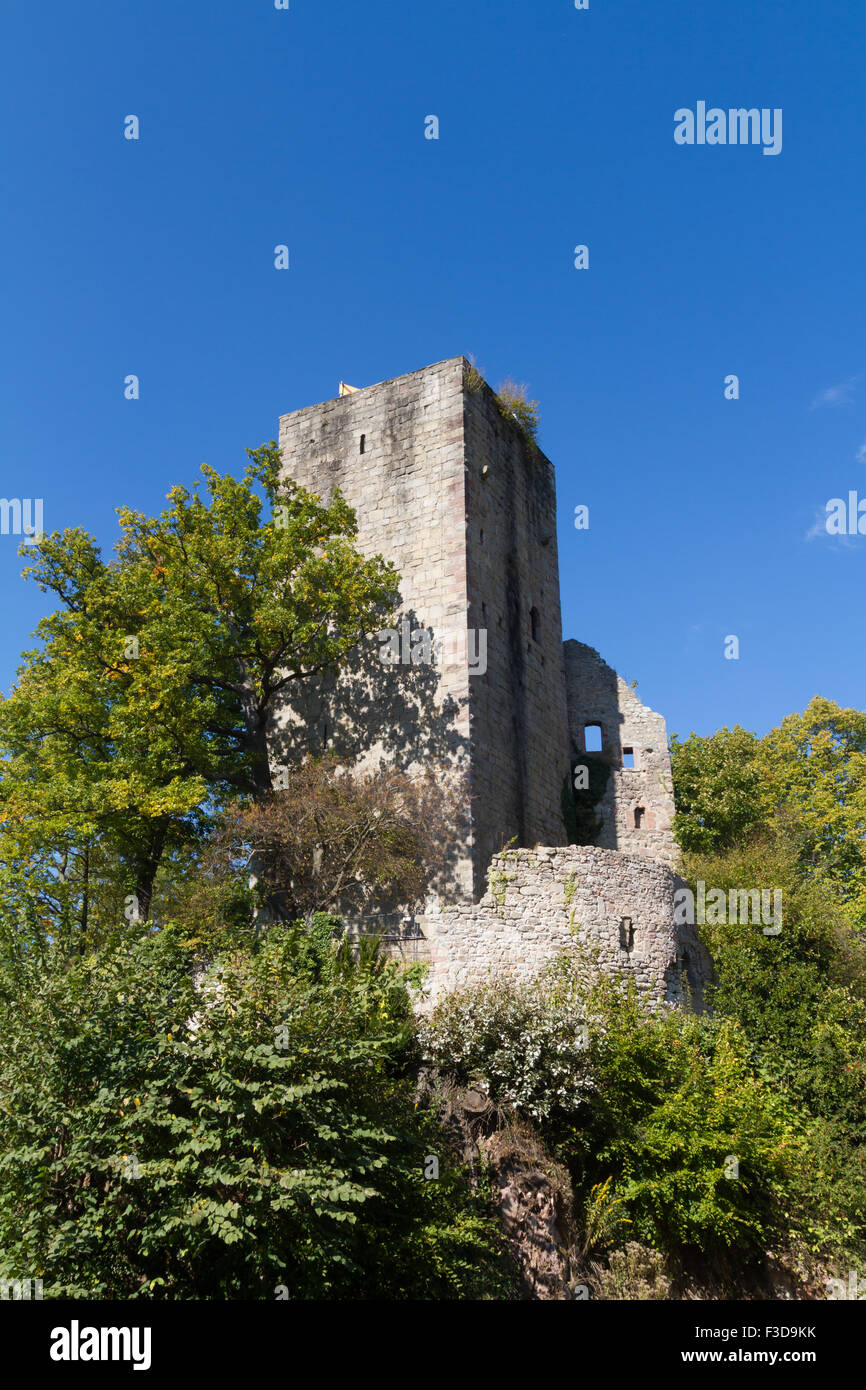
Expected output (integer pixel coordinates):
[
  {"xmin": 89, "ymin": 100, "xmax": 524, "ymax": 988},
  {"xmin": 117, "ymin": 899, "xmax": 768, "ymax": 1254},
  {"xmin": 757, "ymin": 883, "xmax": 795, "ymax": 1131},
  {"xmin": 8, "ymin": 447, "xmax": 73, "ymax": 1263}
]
[
  {"xmin": 462, "ymin": 374, "xmax": 571, "ymax": 881},
  {"xmin": 273, "ymin": 362, "xmax": 698, "ymax": 1004},
  {"xmin": 563, "ymin": 641, "xmax": 678, "ymax": 867},
  {"xmin": 277, "ymin": 357, "xmax": 573, "ymax": 898},
  {"xmin": 422, "ymin": 845, "xmax": 709, "ymax": 1010},
  {"xmin": 277, "ymin": 357, "xmax": 475, "ymax": 892}
]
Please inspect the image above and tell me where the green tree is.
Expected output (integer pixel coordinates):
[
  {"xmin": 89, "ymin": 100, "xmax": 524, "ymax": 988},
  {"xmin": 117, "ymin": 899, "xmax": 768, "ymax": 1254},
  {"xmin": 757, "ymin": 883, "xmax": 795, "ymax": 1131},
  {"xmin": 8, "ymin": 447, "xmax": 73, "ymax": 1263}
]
[
  {"xmin": 0, "ymin": 444, "xmax": 398, "ymax": 930},
  {"xmin": 669, "ymin": 725, "xmax": 765, "ymax": 853},
  {"xmin": 681, "ymin": 833, "xmax": 866, "ymax": 1259},
  {"xmin": 761, "ymin": 697, "xmax": 866, "ymax": 924},
  {"xmin": 671, "ymin": 699, "xmax": 866, "ymax": 924},
  {"xmin": 573, "ymin": 990, "xmax": 798, "ymax": 1256}
]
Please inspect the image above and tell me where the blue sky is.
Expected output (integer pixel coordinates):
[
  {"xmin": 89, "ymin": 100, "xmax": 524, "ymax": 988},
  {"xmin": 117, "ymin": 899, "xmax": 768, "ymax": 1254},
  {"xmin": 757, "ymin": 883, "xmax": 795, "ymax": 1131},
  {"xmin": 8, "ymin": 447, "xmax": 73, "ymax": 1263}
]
[{"xmin": 1, "ymin": 0, "xmax": 864, "ymax": 740}]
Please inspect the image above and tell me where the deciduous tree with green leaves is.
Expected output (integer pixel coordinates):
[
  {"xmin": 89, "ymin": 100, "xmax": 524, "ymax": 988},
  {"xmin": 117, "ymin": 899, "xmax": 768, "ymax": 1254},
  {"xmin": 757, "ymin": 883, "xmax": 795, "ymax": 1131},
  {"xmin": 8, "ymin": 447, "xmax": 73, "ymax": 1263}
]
[
  {"xmin": 669, "ymin": 725, "xmax": 765, "ymax": 854},
  {"xmin": 0, "ymin": 444, "xmax": 399, "ymax": 935},
  {"xmin": 761, "ymin": 698, "xmax": 866, "ymax": 924},
  {"xmin": 0, "ymin": 916, "xmax": 512, "ymax": 1299},
  {"xmin": 670, "ymin": 698, "xmax": 866, "ymax": 924}
]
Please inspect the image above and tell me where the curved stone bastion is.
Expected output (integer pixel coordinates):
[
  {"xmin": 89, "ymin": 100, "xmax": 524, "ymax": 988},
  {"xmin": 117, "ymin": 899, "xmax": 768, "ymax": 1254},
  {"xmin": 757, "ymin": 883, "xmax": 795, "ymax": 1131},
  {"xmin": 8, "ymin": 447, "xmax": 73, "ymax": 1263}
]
[{"xmin": 419, "ymin": 845, "xmax": 712, "ymax": 1011}]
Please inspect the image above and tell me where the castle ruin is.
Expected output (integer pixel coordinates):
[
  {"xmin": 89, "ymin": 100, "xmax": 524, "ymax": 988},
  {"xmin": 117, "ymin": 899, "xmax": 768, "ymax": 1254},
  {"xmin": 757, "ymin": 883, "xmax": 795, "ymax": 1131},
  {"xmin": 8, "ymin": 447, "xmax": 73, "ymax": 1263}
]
[{"xmin": 277, "ymin": 357, "xmax": 710, "ymax": 1007}]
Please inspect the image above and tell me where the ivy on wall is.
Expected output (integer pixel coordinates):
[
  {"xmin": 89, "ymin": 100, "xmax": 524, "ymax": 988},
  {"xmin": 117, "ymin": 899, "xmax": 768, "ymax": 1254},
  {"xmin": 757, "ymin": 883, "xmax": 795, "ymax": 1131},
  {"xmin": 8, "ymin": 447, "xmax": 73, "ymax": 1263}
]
[{"xmin": 562, "ymin": 749, "xmax": 612, "ymax": 845}]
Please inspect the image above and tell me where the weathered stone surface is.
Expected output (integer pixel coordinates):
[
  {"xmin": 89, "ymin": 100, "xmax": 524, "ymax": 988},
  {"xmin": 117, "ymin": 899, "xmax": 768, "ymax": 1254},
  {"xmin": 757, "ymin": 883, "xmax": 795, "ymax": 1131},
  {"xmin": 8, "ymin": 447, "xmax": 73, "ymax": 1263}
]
[
  {"xmin": 422, "ymin": 845, "xmax": 711, "ymax": 1009},
  {"xmin": 485, "ymin": 1130, "xmax": 574, "ymax": 1300},
  {"xmin": 564, "ymin": 640, "xmax": 679, "ymax": 866},
  {"xmin": 275, "ymin": 359, "xmax": 712, "ymax": 1009},
  {"xmin": 277, "ymin": 357, "xmax": 571, "ymax": 899}
]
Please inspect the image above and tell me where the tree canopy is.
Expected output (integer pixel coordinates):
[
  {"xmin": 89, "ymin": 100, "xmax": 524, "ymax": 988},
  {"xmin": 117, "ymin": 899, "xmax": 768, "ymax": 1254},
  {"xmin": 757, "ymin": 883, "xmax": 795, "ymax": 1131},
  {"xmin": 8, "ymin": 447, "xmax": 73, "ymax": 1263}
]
[
  {"xmin": 0, "ymin": 444, "xmax": 398, "ymax": 936},
  {"xmin": 670, "ymin": 698, "xmax": 866, "ymax": 925}
]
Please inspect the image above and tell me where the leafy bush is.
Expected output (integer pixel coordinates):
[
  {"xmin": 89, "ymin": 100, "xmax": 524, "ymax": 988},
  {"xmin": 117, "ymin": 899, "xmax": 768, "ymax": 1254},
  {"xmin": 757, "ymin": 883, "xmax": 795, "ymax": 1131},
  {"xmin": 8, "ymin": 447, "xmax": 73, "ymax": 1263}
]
[
  {"xmin": 422, "ymin": 960, "xmax": 801, "ymax": 1259},
  {"xmin": 681, "ymin": 836, "xmax": 866, "ymax": 1260},
  {"xmin": 494, "ymin": 378, "xmax": 541, "ymax": 445},
  {"xmin": 418, "ymin": 959, "xmax": 593, "ymax": 1122},
  {"xmin": 565, "ymin": 979, "xmax": 799, "ymax": 1256},
  {"xmin": 589, "ymin": 1242, "xmax": 671, "ymax": 1300},
  {"xmin": 0, "ymin": 919, "xmax": 511, "ymax": 1299}
]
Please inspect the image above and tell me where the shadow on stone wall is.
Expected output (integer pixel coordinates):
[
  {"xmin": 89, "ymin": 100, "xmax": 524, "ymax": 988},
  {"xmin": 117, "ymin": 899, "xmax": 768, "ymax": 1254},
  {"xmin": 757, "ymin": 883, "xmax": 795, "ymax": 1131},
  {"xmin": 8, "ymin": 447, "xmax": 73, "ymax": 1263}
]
[
  {"xmin": 562, "ymin": 639, "xmax": 678, "ymax": 865},
  {"xmin": 270, "ymin": 609, "xmax": 471, "ymax": 901}
]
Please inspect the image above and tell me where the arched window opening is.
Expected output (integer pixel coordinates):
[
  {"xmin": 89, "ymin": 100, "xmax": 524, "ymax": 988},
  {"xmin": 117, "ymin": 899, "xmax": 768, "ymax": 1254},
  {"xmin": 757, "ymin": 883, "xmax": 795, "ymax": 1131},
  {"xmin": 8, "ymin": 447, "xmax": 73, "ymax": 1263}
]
[{"xmin": 584, "ymin": 723, "xmax": 603, "ymax": 753}]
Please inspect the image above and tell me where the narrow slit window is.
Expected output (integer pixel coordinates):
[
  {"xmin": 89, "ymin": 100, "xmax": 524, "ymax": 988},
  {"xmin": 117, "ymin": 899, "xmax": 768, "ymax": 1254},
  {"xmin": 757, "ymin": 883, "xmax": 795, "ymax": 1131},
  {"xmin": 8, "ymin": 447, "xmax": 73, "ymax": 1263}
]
[
  {"xmin": 633, "ymin": 806, "xmax": 645, "ymax": 829},
  {"xmin": 584, "ymin": 723, "xmax": 603, "ymax": 752},
  {"xmin": 623, "ymin": 747, "xmax": 635, "ymax": 769},
  {"xmin": 359, "ymin": 434, "xmax": 366, "ymax": 454},
  {"xmin": 530, "ymin": 606, "xmax": 540, "ymax": 642}
]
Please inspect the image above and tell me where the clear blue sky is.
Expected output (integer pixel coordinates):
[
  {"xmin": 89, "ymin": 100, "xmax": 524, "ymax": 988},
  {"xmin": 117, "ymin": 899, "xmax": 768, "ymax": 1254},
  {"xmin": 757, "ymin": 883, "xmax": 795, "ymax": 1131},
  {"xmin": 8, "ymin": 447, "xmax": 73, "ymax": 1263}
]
[{"xmin": 2, "ymin": 0, "xmax": 864, "ymax": 740}]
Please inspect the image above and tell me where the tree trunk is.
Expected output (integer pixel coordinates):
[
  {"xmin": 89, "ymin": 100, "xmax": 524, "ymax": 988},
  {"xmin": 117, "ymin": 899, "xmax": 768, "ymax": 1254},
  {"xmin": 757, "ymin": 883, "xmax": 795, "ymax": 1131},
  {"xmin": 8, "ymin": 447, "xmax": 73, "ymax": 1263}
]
[
  {"xmin": 240, "ymin": 690, "xmax": 279, "ymax": 929},
  {"xmin": 80, "ymin": 843, "xmax": 89, "ymax": 944},
  {"xmin": 132, "ymin": 821, "xmax": 168, "ymax": 923}
]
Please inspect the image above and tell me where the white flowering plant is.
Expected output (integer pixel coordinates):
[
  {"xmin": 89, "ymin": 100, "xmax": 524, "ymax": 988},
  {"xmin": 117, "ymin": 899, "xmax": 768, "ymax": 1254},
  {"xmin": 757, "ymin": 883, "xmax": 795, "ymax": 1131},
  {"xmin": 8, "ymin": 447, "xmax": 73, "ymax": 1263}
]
[{"xmin": 418, "ymin": 958, "xmax": 594, "ymax": 1122}]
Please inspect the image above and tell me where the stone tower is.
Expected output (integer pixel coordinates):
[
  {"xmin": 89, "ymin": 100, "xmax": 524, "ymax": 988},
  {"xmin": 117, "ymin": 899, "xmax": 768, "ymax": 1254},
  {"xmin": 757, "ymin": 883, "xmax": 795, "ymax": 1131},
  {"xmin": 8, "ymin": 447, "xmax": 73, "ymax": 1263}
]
[
  {"xmin": 276, "ymin": 358, "xmax": 705, "ymax": 1005},
  {"xmin": 277, "ymin": 356, "xmax": 573, "ymax": 898}
]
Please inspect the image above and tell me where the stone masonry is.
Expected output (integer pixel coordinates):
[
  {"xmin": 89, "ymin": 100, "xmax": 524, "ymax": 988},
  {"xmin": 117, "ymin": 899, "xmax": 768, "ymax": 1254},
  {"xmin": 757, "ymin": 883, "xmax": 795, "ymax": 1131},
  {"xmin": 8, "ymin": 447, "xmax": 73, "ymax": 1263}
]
[
  {"xmin": 563, "ymin": 640, "xmax": 679, "ymax": 867},
  {"xmin": 277, "ymin": 356, "xmax": 571, "ymax": 898},
  {"xmin": 276, "ymin": 358, "xmax": 711, "ymax": 1006},
  {"xmin": 425, "ymin": 845, "xmax": 709, "ymax": 1011}
]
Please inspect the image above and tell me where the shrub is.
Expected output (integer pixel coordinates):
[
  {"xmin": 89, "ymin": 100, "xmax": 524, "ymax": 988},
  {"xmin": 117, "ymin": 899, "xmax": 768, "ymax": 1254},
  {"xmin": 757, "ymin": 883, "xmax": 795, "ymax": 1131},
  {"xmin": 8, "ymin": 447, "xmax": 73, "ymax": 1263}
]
[
  {"xmin": 681, "ymin": 836, "xmax": 866, "ymax": 1260},
  {"xmin": 589, "ymin": 1242, "xmax": 671, "ymax": 1300},
  {"xmin": 216, "ymin": 757, "xmax": 462, "ymax": 925},
  {"xmin": 418, "ymin": 959, "xmax": 593, "ymax": 1123},
  {"xmin": 0, "ymin": 919, "xmax": 511, "ymax": 1299},
  {"xmin": 566, "ymin": 980, "xmax": 800, "ymax": 1257},
  {"xmin": 494, "ymin": 378, "xmax": 541, "ymax": 445},
  {"xmin": 422, "ymin": 959, "xmax": 802, "ymax": 1260}
]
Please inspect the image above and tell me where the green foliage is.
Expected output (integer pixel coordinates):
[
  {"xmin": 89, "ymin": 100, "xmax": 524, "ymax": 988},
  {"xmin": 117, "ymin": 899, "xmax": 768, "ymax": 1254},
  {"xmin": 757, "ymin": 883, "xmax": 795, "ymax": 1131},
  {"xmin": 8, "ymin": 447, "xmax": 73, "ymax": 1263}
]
[
  {"xmin": 0, "ymin": 445, "xmax": 399, "ymax": 935},
  {"xmin": 681, "ymin": 835, "xmax": 866, "ymax": 1258},
  {"xmin": 671, "ymin": 699, "xmax": 866, "ymax": 924},
  {"xmin": 419, "ymin": 959, "xmax": 594, "ymax": 1123},
  {"xmin": 488, "ymin": 867, "xmax": 516, "ymax": 910},
  {"xmin": 670, "ymin": 695, "xmax": 866, "ymax": 1258},
  {"xmin": 576, "ymin": 1176, "xmax": 631, "ymax": 1258},
  {"xmin": 669, "ymin": 726, "xmax": 765, "ymax": 854},
  {"xmin": 494, "ymin": 378, "xmax": 541, "ymax": 446},
  {"xmin": 763, "ymin": 698, "xmax": 866, "ymax": 925},
  {"xmin": 562, "ymin": 749, "xmax": 612, "ymax": 845},
  {"xmin": 565, "ymin": 979, "xmax": 798, "ymax": 1256},
  {"xmin": 0, "ymin": 919, "xmax": 510, "ymax": 1300},
  {"xmin": 463, "ymin": 359, "xmax": 485, "ymax": 395},
  {"xmin": 422, "ymin": 961, "xmax": 806, "ymax": 1260}
]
